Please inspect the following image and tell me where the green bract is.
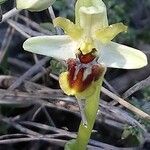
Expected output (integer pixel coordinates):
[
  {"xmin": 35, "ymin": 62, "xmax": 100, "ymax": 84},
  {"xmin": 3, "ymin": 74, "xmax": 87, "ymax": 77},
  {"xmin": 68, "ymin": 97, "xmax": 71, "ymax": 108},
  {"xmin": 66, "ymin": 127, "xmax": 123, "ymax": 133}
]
[{"xmin": 16, "ymin": 0, "xmax": 56, "ymax": 12}]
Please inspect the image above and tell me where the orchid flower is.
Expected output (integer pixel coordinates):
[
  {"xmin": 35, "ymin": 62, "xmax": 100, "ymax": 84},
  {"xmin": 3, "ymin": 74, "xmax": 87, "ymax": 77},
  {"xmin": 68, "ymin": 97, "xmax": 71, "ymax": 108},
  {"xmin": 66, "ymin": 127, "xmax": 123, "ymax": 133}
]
[{"xmin": 23, "ymin": 0, "xmax": 147, "ymax": 149}]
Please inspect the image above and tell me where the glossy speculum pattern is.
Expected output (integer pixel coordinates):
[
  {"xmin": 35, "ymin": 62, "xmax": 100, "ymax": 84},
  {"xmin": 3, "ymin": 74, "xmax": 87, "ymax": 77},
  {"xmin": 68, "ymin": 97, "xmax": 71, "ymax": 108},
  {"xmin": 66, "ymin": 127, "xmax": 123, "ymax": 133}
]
[{"xmin": 67, "ymin": 49, "xmax": 104, "ymax": 92}]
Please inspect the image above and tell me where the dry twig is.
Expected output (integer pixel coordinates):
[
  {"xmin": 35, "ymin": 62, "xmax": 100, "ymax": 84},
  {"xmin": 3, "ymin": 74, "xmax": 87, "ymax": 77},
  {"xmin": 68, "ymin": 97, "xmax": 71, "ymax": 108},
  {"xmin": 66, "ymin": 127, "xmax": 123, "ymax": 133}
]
[{"xmin": 123, "ymin": 76, "xmax": 150, "ymax": 99}]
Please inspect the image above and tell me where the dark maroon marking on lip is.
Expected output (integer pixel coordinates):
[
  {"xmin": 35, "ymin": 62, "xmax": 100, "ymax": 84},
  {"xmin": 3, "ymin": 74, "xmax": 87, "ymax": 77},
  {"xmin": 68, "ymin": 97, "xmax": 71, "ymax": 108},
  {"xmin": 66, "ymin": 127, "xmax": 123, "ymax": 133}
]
[
  {"xmin": 77, "ymin": 48, "xmax": 97, "ymax": 64},
  {"xmin": 66, "ymin": 49, "xmax": 104, "ymax": 93},
  {"xmin": 67, "ymin": 60, "xmax": 104, "ymax": 92},
  {"xmin": 67, "ymin": 59, "xmax": 76, "ymax": 87},
  {"xmin": 72, "ymin": 68, "xmax": 85, "ymax": 91},
  {"xmin": 92, "ymin": 64, "xmax": 104, "ymax": 81},
  {"xmin": 83, "ymin": 64, "xmax": 104, "ymax": 91}
]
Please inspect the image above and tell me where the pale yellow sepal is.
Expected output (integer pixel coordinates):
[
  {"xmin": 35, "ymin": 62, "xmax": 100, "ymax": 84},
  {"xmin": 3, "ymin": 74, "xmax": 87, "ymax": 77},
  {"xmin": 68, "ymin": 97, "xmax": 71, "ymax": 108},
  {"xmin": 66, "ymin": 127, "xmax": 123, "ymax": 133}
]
[
  {"xmin": 16, "ymin": 0, "xmax": 56, "ymax": 12},
  {"xmin": 53, "ymin": 17, "xmax": 83, "ymax": 40},
  {"xmin": 97, "ymin": 42, "xmax": 148, "ymax": 69},
  {"xmin": 95, "ymin": 23, "xmax": 127, "ymax": 43}
]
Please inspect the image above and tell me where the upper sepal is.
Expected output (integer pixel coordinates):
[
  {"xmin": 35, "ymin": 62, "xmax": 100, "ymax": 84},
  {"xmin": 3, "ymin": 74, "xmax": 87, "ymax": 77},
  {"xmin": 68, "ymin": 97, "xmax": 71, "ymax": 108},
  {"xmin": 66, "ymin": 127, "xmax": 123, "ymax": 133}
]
[{"xmin": 75, "ymin": 0, "xmax": 108, "ymax": 28}]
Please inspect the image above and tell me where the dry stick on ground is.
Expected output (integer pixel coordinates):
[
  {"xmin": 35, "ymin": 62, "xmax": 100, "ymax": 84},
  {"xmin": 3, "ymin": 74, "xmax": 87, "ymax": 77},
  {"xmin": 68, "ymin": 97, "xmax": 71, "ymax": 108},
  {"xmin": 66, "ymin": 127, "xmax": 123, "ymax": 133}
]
[
  {"xmin": 31, "ymin": 66, "xmax": 51, "ymax": 82},
  {"xmin": 0, "ymin": 114, "xmax": 115, "ymax": 149},
  {"xmin": 1, "ymin": 7, "xmax": 20, "ymax": 23},
  {"xmin": 48, "ymin": 6, "xmax": 62, "ymax": 34},
  {"xmin": 8, "ymin": 19, "xmax": 47, "ymax": 36},
  {"xmin": 0, "ymin": 137, "xmax": 137, "ymax": 150},
  {"xmin": 7, "ymin": 19, "xmax": 31, "ymax": 38},
  {"xmin": 0, "ymin": 57, "xmax": 50, "ymax": 101},
  {"xmin": 18, "ymin": 15, "xmax": 53, "ymax": 35},
  {"xmin": 99, "ymin": 101, "xmax": 147, "ymax": 132},
  {"xmin": 109, "ymin": 66, "xmax": 150, "ymax": 94},
  {"xmin": 0, "ymin": 118, "xmax": 138, "ymax": 150},
  {"xmin": 0, "ymin": 27, "xmax": 13, "ymax": 63},
  {"xmin": 7, "ymin": 18, "xmax": 46, "ymax": 67},
  {"xmin": 0, "ymin": 115, "xmax": 42, "ymax": 136},
  {"xmin": 0, "ymin": 8, "xmax": 50, "ymax": 96},
  {"xmin": 0, "ymin": 134, "xmax": 31, "ymax": 140},
  {"xmin": 0, "ymin": 77, "xmax": 147, "ymax": 136},
  {"xmin": 5, "ymin": 12, "xmax": 53, "ymax": 127},
  {"xmin": 102, "ymin": 87, "xmax": 150, "ymax": 120},
  {"xmin": 2, "ymin": 81, "xmax": 146, "ymax": 143},
  {"xmin": 0, "ymin": 77, "xmax": 144, "ymax": 132},
  {"xmin": 8, "ymin": 57, "xmax": 31, "ymax": 70},
  {"xmin": 123, "ymin": 75, "xmax": 150, "ymax": 99},
  {"xmin": 7, "ymin": 17, "xmax": 48, "ymax": 78},
  {"xmin": 9, "ymin": 57, "xmax": 50, "ymax": 90},
  {"xmin": 0, "ymin": 15, "xmax": 19, "ymax": 64},
  {"xmin": 103, "ymin": 79, "xmax": 120, "ymax": 106}
]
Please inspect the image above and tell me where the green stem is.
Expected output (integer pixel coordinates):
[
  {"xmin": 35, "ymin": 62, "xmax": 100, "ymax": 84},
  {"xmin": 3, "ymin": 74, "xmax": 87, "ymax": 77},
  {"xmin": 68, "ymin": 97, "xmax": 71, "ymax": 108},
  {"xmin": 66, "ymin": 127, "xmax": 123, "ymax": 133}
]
[{"xmin": 65, "ymin": 78, "xmax": 104, "ymax": 150}]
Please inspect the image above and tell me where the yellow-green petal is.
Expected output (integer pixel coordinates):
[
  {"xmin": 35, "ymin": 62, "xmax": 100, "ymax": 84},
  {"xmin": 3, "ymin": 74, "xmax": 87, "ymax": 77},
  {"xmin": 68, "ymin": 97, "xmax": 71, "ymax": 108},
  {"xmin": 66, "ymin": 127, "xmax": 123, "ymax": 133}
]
[
  {"xmin": 75, "ymin": 0, "xmax": 108, "ymax": 28},
  {"xmin": 16, "ymin": 0, "xmax": 56, "ymax": 12},
  {"xmin": 23, "ymin": 35, "xmax": 76, "ymax": 60},
  {"xmin": 95, "ymin": 23, "xmax": 127, "ymax": 43},
  {"xmin": 53, "ymin": 17, "xmax": 83, "ymax": 40},
  {"xmin": 97, "ymin": 42, "xmax": 147, "ymax": 69}
]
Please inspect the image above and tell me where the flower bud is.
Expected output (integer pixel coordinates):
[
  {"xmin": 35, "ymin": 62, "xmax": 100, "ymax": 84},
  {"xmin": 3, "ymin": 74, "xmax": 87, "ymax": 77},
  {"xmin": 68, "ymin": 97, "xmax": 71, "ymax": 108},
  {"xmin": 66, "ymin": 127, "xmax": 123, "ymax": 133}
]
[{"xmin": 16, "ymin": 0, "xmax": 56, "ymax": 12}]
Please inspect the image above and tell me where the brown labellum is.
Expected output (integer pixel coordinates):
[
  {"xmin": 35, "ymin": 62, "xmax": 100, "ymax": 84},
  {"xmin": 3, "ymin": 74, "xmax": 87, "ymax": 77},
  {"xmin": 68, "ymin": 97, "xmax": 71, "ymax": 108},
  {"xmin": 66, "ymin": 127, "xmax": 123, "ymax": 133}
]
[{"xmin": 66, "ymin": 50, "xmax": 104, "ymax": 92}]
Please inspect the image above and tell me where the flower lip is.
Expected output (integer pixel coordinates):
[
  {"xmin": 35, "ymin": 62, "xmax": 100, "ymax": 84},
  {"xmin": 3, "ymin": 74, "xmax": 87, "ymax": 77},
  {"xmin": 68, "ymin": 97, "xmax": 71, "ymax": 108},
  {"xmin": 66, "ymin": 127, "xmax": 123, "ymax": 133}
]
[{"xmin": 66, "ymin": 58, "xmax": 104, "ymax": 93}]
